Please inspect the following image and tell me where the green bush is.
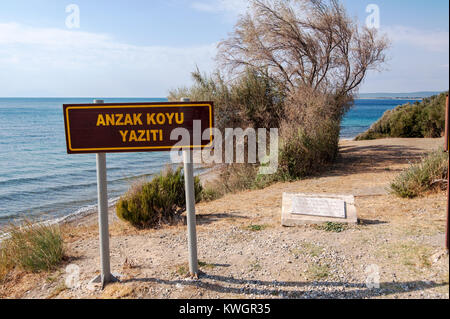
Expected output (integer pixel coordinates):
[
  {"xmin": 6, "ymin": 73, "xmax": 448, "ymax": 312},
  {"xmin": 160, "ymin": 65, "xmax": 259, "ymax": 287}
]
[
  {"xmin": 356, "ymin": 92, "xmax": 448, "ymax": 140},
  {"xmin": 169, "ymin": 68, "xmax": 285, "ymax": 134},
  {"xmin": 116, "ymin": 167, "xmax": 203, "ymax": 228},
  {"xmin": 0, "ymin": 221, "xmax": 64, "ymax": 275},
  {"xmin": 390, "ymin": 149, "xmax": 448, "ymax": 198}
]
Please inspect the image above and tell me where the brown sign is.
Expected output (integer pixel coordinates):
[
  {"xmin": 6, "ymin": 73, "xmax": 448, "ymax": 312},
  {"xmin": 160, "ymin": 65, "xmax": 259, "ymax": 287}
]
[{"xmin": 63, "ymin": 102, "xmax": 214, "ymax": 154}]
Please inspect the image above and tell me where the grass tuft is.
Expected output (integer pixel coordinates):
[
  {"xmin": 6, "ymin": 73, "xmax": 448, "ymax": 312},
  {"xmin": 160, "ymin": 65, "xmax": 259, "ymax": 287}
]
[
  {"xmin": 313, "ymin": 222, "xmax": 348, "ymax": 233},
  {"xmin": 0, "ymin": 221, "xmax": 64, "ymax": 277},
  {"xmin": 390, "ymin": 149, "xmax": 448, "ymax": 198},
  {"xmin": 201, "ymin": 185, "xmax": 224, "ymax": 202},
  {"xmin": 174, "ymin": 260, "xmax": 217, "ymax": 277},
  {"xmin": 249, "ymin": 260, "xmax": 262, "ymax": 271},
  {"xmin": 307, "ymin": 264, "xmax": 330, "ymax": 280},
  {"xmin": 245, "ymin": 224, "xmax": 268, "ymax": 232}
]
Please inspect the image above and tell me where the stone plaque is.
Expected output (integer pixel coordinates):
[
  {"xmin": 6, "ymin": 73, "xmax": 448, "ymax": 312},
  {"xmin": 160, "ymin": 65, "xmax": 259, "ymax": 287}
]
[
  {"xmin": 291, "ymin": 197, "xmax": 346, "ymax": 218},
  {"xmin": 281, "ymin": 193, "xmax": 357, "ymax": 226}
]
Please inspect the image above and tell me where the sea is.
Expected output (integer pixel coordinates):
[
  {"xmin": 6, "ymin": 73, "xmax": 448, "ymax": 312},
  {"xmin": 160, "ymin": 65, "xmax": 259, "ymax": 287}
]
[{"xmin": 0, "ymin": 97, "xmax": 420, "ymax": 225}]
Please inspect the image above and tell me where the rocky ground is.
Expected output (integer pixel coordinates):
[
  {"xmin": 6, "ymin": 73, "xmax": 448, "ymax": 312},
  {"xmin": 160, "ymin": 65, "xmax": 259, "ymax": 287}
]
[{"xmin": 1, "ymin": 138, "xmax": 448, "ymax": 299}]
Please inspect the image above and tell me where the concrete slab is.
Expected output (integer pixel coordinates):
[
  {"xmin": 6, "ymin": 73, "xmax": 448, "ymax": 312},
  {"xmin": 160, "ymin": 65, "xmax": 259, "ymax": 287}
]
[{"xmin": 281, "ymin": 193, "xmax": 358, "ymax": 226}]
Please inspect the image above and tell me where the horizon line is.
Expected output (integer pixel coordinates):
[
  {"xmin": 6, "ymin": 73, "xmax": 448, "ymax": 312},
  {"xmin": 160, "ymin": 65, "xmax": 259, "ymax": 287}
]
[{"xmin": 0, "ymin": 90, "xmax": 447, "ymax": 99}]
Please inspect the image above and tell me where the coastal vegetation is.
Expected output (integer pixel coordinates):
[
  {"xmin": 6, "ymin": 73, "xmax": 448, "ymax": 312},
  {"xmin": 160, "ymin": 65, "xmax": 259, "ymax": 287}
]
[
  {"xmin": 356, "ymin": 92, "xmax": 448, "ymax": 140},
  {"xmin": 0, "ymin": 221, "xmax": 64, "ymax": 280},
  {"xmin": 119, "ymin": 0, "xmax": 388, "ymax": 227},
  {"xmin": 116, "ymin": 166, "xmax": 203, "ymax": 228},
  {"xmin": 390, "ymin": 149, "xmax": 448, "ymax": 198},
  {"xmin": 170, "ymin": 0, "xmax": 388, "ymax": 194}
]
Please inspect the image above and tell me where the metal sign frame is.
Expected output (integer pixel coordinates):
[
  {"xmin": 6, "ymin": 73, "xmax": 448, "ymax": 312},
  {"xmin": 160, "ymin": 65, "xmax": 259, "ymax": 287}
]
[
  {"xmin": 63, "ymin": 101, "xmax": 214, "ymax": 154},
  {"xmin": 64, "ymin": 99, "xmax": 212, "ymax": 287}
]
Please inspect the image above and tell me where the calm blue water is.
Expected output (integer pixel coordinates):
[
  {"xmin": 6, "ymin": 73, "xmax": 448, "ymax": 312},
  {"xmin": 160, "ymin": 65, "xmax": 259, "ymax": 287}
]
[
  {"xmin": 0, "ymin": 98, "xmax": 419, "ymax": 224},
  {"xmin": 340, "ymin": 99, "xmax": 420, "ymax": 138}
]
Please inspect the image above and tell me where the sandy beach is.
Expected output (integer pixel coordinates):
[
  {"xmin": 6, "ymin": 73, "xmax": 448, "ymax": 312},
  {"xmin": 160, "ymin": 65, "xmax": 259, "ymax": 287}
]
[{"xmin": 1, "ymin": 137, "xmax": 448, "ymax": 299}]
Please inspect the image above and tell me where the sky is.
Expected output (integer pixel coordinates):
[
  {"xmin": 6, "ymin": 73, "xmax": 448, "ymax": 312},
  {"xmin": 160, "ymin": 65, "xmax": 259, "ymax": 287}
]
[{"xmin": 0, "ymin": 0, "xmax": 448, "ymax": 97}]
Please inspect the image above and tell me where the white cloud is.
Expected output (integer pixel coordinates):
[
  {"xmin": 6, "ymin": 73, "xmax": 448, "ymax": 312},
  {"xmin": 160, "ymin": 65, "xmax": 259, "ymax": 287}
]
[
  {"xmin": 0, "ymin": 22, "xmax": 110, "ymax": 46},
  {"xmin": 383, "ymin": 25, "xmax": 449, "ymax": 53},
  {"xmin": 0, "ymin": 23, "xmax": 218, "ymax": 97},
  {"xmin": 191, "ymin": 0, "xmax": 249, "ymax": 16}
]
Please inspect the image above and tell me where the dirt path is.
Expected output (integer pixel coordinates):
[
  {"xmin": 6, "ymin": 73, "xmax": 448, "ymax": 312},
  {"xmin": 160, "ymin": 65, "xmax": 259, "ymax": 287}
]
[{"xmin": 1, "ymin": 138, "xmax": 448, "ymax": 299}]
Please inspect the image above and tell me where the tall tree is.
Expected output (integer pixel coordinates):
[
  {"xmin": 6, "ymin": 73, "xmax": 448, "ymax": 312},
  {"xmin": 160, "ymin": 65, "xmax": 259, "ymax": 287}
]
[{"xmin": 218, "ymin": 0, "xmax": 389, "ymax": 115}]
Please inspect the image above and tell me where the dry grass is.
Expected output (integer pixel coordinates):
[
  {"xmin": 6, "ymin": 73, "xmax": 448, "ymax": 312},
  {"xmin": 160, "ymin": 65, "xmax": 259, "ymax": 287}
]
[
  {"xmin": 307, "ymin": 263, "xmax": 330, "ymax": 280},
  {"xmin": 376, "ymin": 241, "xmax": 434, "ymax": 269},
  {"xmin": 391, "ymin": 149, "xmax": 448, "ymax": 198},
  {"xmin": 301, "ymin": 243, "xmax": 324, "ymax": 258},
  {"xmin": 46, "ymin": 281, "xmax": 67, "ymax": 299},
  {"xmin": 0, "ymin": 221, "xmax": 64, "ymax": 276},
  {"xmin": 101, "ymin": 283, "xmax": 136, "ymax": 299},
  {"xmin": 173, "ymin": 260, "xmax": 217, "ymax": 278},
  {"xmin": 290, "ymin": 243, "xmax": 324, "ymax": 259},
  {"xmin": 249, "ymin": 260, "xmax": 262, "ymax": 272}
]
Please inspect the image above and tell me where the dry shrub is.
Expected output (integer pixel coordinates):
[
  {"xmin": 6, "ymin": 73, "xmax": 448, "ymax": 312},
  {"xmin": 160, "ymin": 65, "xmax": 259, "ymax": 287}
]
[
  {"xmin": 219, "ymin": 0, "xmax": 388, "ymax": 100},
  {"xmin": 169, "ymin": 68, "xmax": 286, "ymax": 195},
  {"xmin": 168, "ymin": 0, "xmax": 388, "ymax": 194},
  {"xmin": 217, "ymin": 164, "xmax": 259, "ymax": 193},
  {"xmin": 277, "ymin": 87, "xmax": 342, "ymax": 179},
  {"xmin": 200, "ymin": 162, "xmax": 277, "ymax": 199}
]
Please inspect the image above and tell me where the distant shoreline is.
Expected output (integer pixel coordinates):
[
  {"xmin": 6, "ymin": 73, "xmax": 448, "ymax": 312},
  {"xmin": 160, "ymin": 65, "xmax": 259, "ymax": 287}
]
[
  {"xmin": 357, "ymin": 91, "xmax": 444, "ymax": 100},
  {"xmin": 356, "ymin": 97, "xmax": 423, "ymax": 100}
]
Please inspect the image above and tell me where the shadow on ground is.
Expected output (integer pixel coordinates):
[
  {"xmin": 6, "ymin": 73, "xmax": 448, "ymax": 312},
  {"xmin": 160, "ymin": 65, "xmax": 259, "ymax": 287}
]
[
  {"xmin": 196, "ymin": 213, "xmax": 249, "ymax": 225},
  {"xmin": 327, "ymin": 144, "xmax": 427, "ymax": 177},
  {"xmin": 358, "ymin": 219, "xmax": 389, "ymax": 226},
  {"xmin": 121, "ymin": 273, "xmax": 447, "ymax": 299}
]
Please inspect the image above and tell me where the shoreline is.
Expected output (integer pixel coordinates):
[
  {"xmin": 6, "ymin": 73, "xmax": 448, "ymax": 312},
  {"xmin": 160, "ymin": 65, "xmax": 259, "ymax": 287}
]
[
  {"xmin": 1, "ymin": 135, "xmax": 393, "ymax": 234},
  {"xmin": 0, "ymin": 165, "xmax": 220, "ymax": 239},
  {"xmin": 0, "ymin": 135, "xmax": 372, "ymax": 234}
]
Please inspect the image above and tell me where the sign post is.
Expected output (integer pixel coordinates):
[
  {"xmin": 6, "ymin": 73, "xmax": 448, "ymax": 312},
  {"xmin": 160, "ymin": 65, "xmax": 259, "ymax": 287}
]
[
  {"xmin": 181, "ymin": 98, "xmax": 199, "ymax": 277},
  {"xmin": 63, "ymin": 100, "xmax": 214, "ymax": 286},
  {"xmin": 93, "ymin": 99, "xmax": 114, "ymax": 287}
]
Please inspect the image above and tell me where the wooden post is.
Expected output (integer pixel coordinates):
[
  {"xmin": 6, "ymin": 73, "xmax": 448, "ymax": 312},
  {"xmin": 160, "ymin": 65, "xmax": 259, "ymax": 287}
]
[{"xmin": 446, "ymin": 95, "xmax": 449, "ymax": 251}]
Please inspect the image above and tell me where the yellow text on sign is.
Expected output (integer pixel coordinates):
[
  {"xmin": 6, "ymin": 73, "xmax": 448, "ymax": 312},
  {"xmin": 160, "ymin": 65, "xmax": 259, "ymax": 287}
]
[
  {"xmin": 96, "ymin": 112, "xmax": 185, "ymax": 127},
  {"xmin": 119, "ymin": 130, "xmax": 163, "ymax": 143}
]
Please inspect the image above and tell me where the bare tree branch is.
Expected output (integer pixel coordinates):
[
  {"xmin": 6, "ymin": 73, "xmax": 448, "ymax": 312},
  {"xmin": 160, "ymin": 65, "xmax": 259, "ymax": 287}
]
[{"xmin": 218, "ymin": 0, "xmax": 390, "ymax": 110}]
